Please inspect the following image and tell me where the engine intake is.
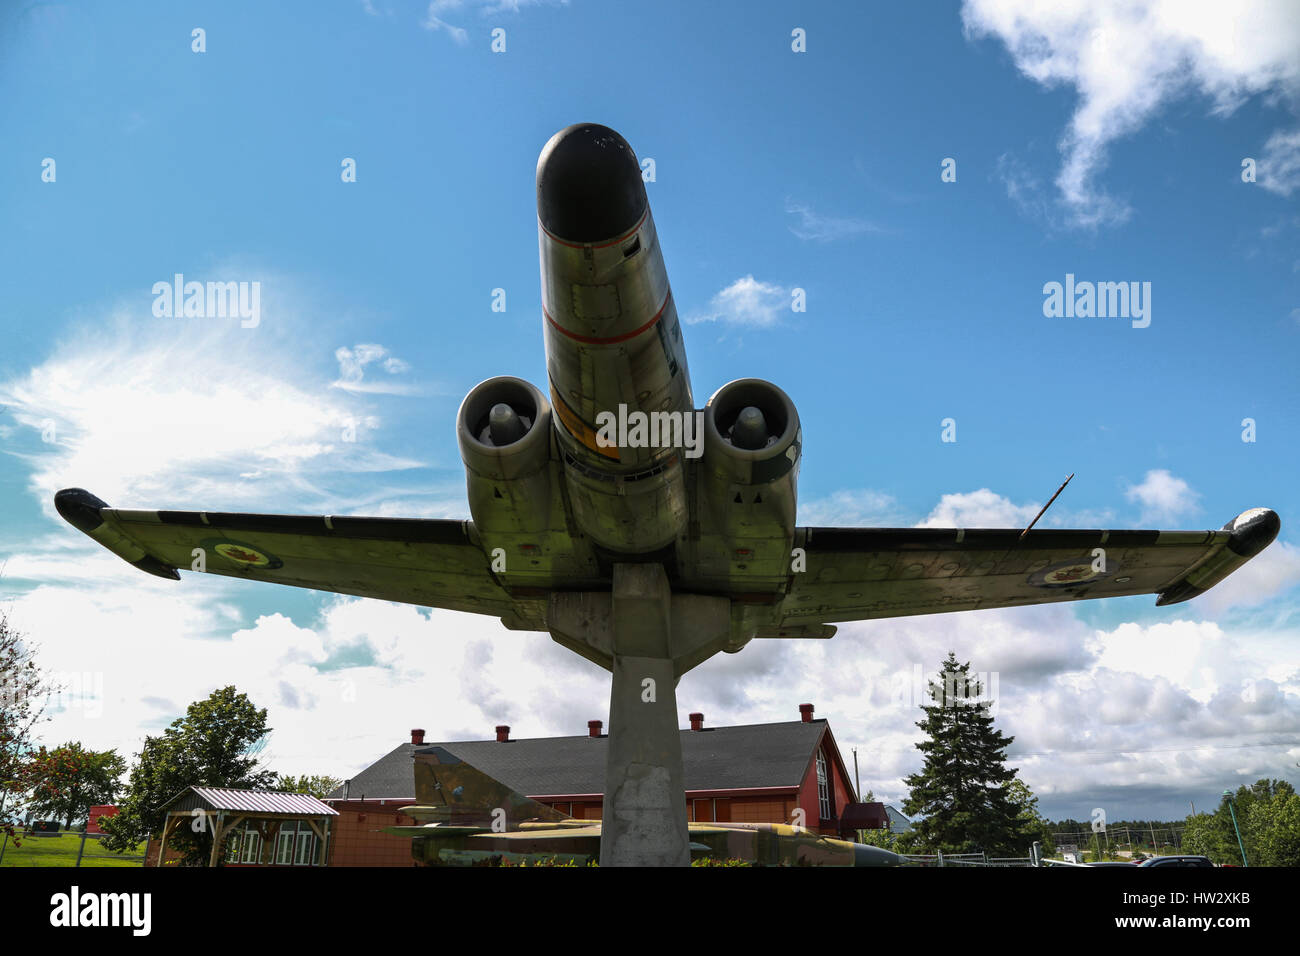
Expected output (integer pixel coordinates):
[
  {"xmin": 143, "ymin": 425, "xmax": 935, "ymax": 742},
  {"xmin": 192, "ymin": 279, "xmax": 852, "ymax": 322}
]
[
  {"xmin": 689, "ymin": 379, "xmax": 801, "ymax": 592},
  {"xmin": 457, "ymin": 377, "xmax": 553, "ymax": 534},
  {"xmin": 703, "ymin": 378, "xmax": 801, "ymax": 484},
  {"xmin": 458, "ymin": 377, "xmax": 551, "ymax": 479}
]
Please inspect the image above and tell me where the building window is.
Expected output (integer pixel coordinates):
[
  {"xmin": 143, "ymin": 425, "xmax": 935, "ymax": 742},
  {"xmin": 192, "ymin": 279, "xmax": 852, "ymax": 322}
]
[
  {"xmin": 241, "ymin": 828, "xmax": 262, "ymax": 864},
  {"xmin": 224, "ymin": 831, "xmax": 241, "ymax": 863},
  {"xmin": 275, "ymin": 825, "xmax": 295, "ymax": 864},
  {"xmin": 816, "ymin": 751, "xmax": 832, "ymax": 822},
  {"xmin": 295, "ymin": 822, "xmax": 316, "ymax": 865}
]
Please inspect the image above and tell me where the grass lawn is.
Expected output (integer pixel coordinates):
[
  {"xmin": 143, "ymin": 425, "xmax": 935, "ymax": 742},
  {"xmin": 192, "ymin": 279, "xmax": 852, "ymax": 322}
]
[{"xmin": 0, "ymin": 832, "xmax": 145, "ymax": 867}]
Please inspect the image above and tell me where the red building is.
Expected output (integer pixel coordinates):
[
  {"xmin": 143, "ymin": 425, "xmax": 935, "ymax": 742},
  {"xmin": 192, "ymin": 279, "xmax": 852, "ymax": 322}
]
[
  {"xmin": 86, "ymin": 805, "xmax": 118, "ymax": 835},
  {"xmin": 325, "ymin": 703, "xmax": 865, "ymax": 866}
]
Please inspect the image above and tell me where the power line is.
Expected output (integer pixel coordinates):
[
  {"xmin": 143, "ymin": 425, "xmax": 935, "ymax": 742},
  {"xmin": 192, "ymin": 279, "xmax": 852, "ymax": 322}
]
[{"xmin": 1008, "ymin": 739, "xmax": 1300, "ymax": 758}]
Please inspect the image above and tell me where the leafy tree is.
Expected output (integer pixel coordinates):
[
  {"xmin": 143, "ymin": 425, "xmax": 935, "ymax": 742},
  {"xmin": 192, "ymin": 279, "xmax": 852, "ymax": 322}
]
[
  {"xmin": 0, "ymin": 610, "xmax": 57, "ymax": 843},
  {"xmin": 100, "ymin": 686, "xmax": 276, "ymax": 865},
  {"xmin": 1182, "ymin": 812, "xmax": 1234, "ymax": 862},
  {"xmin": 1183, "ymin": 779, "xmax": 1295, "ymax": 865},
  {"xmin": 1008, "ymin": 777, "xmax": 1054, "ymax": 859},
  {"xmin": 24, "ymin": 741, "xmax": 126, "ymax": 829},
  {"xmin": 1244, "ymin": 788, "xmax": 1300, "ymax": 867},
  {"xmin": 902, "ymin": 652, "xmax": 1033, "ymax": 856},
  {"xmin": 276, "ymin": 774, "xmax": 342, "ymax": 799}
]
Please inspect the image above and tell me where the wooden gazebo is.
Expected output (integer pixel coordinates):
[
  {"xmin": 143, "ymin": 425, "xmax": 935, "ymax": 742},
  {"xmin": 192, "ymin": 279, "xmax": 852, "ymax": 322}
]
[{"xmin": 154, "ymin": 786, "xmax": 339, "ymax": 867}]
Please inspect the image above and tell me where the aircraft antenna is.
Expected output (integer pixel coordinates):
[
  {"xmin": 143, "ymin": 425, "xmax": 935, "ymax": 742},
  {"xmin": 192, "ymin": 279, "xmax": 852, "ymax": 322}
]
[{"xmin": 1019, "ymin": 473, "xmax": 1074, "ymax": 539}]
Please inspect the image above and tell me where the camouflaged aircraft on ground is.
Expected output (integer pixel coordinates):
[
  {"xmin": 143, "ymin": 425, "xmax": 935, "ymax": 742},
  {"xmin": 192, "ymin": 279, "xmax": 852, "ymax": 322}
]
[
  {"xmin": 382, "ymin": 745, "xmax": 902, "ymax": 867},
  {"xmin": 55, "ymin": 123, "xmax": 1281, "ymax": 865}
]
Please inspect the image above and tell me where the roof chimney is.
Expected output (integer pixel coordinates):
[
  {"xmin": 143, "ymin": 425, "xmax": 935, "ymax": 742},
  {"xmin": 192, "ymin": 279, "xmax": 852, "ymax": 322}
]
[
  {"xmin": 410, "ymin": 728, "xmax": 425, "ymax": 745},
  {"xmin": 689, "ymin": 712, "xmax": 704, "ymax": 731},
  {"xmin": 799, "ymin": 703, "xmax": 815, "ymax": 723},
  {"xmin": 495, "ymin": 725, "xmax": 510, "ymax": 743},
  {"xmin": 588, "ymin": 719, "xmax": 603, "ymax": 738}
]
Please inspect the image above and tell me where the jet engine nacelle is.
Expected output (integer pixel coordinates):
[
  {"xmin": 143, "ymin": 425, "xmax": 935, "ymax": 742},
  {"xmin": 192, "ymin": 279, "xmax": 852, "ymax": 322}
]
[
  {"xmin": 695, "ymin": 379, "xmax": 801, "ymax": 585},
  {"xmin": 457, "ymin": 376, "xmax": 554, "ymax": 535}
]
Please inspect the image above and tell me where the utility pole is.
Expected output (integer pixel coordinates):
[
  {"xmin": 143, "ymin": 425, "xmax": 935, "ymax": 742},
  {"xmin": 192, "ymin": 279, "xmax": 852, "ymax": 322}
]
[
  {"xmin": 1224, "ymin": 790, "xmax": 1248, "ymax": 867},
  {"xmin": 853, "ymin": 748, "xmax": 860, "ymax": 801}
]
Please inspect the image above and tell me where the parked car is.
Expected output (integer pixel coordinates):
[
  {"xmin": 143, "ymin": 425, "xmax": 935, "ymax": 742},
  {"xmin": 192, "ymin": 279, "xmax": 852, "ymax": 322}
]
[{"xmin": 1137, "ymin": 855, "xmax": 1214, "ymax": 867}]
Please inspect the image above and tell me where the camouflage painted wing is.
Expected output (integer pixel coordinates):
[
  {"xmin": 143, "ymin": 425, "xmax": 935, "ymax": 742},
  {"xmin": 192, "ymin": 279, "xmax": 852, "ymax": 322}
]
[
  {"xmin": 53, "ymin": 487, "xmax": 531, "ymax": 624},
  {"xmin": 780, "ymin": 508, "xmax": 1279, "ymax": 625}
]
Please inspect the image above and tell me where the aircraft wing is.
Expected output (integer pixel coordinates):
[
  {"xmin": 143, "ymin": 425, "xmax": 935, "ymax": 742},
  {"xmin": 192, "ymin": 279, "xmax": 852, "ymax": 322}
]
[
  {"xmin": 54, "ymin": 487, "xmax": 522, "ymax": 621},
  {"xmin": 781, "ymin": 508, "xmax": 1279, "ymax": 624}
]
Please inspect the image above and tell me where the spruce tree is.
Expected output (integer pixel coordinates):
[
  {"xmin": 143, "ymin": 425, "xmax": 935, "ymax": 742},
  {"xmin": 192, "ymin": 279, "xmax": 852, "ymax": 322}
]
[{"xmin": 902, "ymin": 651, "xmax": 1033, "ymax": 856}]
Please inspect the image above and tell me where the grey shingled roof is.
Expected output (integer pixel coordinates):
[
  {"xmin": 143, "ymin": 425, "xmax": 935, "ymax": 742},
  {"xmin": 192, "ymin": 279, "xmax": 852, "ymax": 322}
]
[{"xmin": 326, "ymin": 719, "xmax": 828, "ymax": 801}]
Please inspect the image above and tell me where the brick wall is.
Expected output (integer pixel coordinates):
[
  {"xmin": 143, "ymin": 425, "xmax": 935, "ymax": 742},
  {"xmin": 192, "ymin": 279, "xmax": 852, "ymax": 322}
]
[{"xmin": 328, "ymin": 800, "xmax": 418, "ymax": 866}]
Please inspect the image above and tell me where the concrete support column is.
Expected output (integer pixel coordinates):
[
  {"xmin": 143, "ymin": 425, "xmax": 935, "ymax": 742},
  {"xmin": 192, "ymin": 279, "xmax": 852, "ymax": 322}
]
[
  {"xmin": 604, "ymin": 654, "xmax": 687, "ymax": 866},
  {"xmin": 548, "ymin": 562, "xmax": 732, "ymax": 867}
]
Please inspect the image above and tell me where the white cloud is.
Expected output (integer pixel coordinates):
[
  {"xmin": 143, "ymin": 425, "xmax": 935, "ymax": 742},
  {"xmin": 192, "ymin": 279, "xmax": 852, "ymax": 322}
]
[
  {"xmin": 963, "ymin": 0, "xmax": 1300, "ymax": 226},
  {"xmin": 1258, "ymin": 126, "xmax": 1300, "ymax": 196},
  {"xmin": 685, "ymin": 275, "xmax": 789, "ymax": 328},
  {"xmin": 798, "ymin": 489, "xmax": 902, "ymax": 527},
  {"xmin": 4, "ymin": 582, "xmax": 612, "ymax": 783},
  {"xmin": 1124, "ymin": 468, "xmax": 1200, "ymax": 524},
  {"xmin": 423, "ymin": 0, "xmax": 469, "ymax": 44},
  {"xmin": 0, "ymin": 312, "xmax": 428, "ymax": 522},
  {"xmin": 917, "ymin": 488, "xmax": 1041, "ymax": 528},
  {"xmin": 1198, "ymin": 540, "xmax": 1300, "ymax": 615},
  {"xmin": 421, "ymin": 0, "xmax": 564, "ymax": 43},
  {"xmin": 332, "ymin": 343, "xmax": 420, "ymax": 395},
  {"xmin": 784, "ymin": 199, "xmax": 879, "ymax": 242}
]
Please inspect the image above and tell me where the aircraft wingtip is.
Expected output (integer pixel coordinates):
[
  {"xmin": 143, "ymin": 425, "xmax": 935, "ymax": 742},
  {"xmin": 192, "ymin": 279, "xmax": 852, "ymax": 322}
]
[{"xmin": 54, "ymin": 487, "xmax": 108, "ymax": 533}]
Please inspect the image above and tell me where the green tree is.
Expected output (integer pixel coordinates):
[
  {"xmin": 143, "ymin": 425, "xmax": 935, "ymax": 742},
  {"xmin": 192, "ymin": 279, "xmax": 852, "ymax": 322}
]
[
  {"xmin": 1181, "ymin": 779, "xmax": 1296, "ymax": 865},
  {"xmin": 1244, "ymin": 790, "xmax": 1300, "ymax": 867},
  {"xmin": 0, "ymin": 610, "xmax": 57, "ymax": 843},
  {"xmin": 100, "ymin": 686, "xmax": 275, "ymax": 865},
  {"xmin": 902, "ymin": 652, "xmax": 1033, "ymax": 856},
  {"xmin": 24, "ymin": 741, "xmax": 126, "ymax": 829},
  {"xmin": 1183, "ymin": 812, "xmax": 1234, "ymax": 862},
  {"xmin": 1008, "ymin": 777, "xmax": 1054, "ymax": 859},
  {"xmin": 276, "ymin": 774, "xmax": 342, "ymax": 799}
]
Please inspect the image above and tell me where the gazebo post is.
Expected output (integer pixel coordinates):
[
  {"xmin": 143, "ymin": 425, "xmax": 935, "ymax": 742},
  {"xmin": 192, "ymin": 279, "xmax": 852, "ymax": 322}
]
[{"xmin": 156, "ymin": 813, "xmax": 177, "ymax": 866}]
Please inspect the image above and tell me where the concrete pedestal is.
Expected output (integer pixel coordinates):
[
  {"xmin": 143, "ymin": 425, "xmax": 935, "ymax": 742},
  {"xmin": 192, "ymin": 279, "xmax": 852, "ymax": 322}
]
[{"xmin": 548, "ymin": 563, "xmax": 731, "ymax": 866}]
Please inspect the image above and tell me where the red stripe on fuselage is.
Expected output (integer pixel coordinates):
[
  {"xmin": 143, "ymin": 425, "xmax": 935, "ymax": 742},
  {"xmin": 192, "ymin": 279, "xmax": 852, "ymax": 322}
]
[{"xmin": 544, "ymin": 292, "xmax": 670, "ymax": 345}]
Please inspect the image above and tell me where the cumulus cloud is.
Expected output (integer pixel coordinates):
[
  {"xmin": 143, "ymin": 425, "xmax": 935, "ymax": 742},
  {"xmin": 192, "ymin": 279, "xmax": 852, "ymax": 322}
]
[
  {"xmin": 917, "ymin": 488, "xmax": 1042, "ymax": 528},
  {"xmin": 4, "ymin": 582, "xmax": 613, "ymax": 781},
  {"xmin": 685, "ymin": 275, "xmax": 790, "ymax": 328},
  {"xmin": 1124, "ymin": 468, "xmax": 1200, "ymax": 524},
  {"xmin": 963, "ymin": 0, "xmax": 1300, "ymax": 226},
  {"xmin": 1197, "ymin": 540, "xmax": 1300, "ymax": 615}
]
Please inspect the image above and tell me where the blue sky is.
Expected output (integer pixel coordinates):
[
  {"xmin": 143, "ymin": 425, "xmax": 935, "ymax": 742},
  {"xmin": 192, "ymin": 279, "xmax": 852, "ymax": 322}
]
[{"xmin": 1, "ymin": 0, "xmax": 1297, "ymax": 823}]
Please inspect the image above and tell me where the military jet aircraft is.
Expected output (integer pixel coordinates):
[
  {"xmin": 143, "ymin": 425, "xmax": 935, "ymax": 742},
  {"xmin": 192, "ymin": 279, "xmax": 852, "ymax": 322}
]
[
  {"xmin": 381, "ymin": 745, "xmax": 902, "ymax": 867},
  {"xmin": 55, "ymin": 123, "xmax": 1280, "ymax": 866}
]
